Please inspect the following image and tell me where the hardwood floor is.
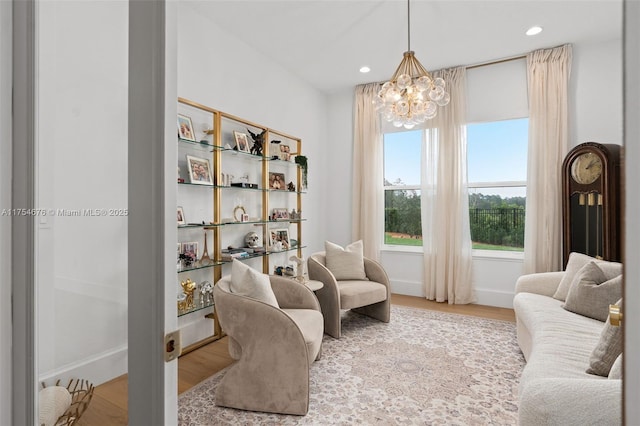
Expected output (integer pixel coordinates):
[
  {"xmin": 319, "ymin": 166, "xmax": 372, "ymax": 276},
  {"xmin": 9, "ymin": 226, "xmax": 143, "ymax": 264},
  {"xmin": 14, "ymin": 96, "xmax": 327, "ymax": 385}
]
[{"xmin": 77, "ymin": 295, "xmax": 514, "ymax": 425}]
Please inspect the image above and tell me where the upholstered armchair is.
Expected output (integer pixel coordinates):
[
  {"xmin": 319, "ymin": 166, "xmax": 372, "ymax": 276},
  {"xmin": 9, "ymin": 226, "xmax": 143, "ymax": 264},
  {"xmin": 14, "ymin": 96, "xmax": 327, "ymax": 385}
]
[
  {"xmin": 213, "ymin": 274, "xmax": 323, "ymax": 415},
  {"xmin": 308, "ymin": 252, "xmax": 390, "ymax": 338}
]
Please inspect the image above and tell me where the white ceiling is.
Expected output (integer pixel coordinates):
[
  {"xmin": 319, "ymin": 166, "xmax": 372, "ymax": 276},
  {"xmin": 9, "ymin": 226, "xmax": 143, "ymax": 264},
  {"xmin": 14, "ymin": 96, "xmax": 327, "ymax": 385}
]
[{"xmin": 187, "ymin": 0, "xmax": 622, "ymax": 94}]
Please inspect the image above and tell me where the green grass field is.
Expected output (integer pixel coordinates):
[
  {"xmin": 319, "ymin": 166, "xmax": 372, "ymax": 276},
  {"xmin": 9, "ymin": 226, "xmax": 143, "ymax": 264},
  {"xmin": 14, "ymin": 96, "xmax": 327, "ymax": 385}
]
[{"xmin": 385, "ymin": 233, "xmax": 523, "ymax": 251}]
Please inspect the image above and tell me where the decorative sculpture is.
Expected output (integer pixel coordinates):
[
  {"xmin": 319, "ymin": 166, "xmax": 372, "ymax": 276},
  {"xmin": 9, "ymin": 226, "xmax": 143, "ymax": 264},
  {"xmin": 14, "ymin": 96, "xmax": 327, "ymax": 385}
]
[
  {"xmin": 181, "ymin": 278, "xmax": 197, "ymax": 309},
  {"xmin": 245, "ymin": 231, "xmax": 260, "ymax": 248},
  {"xmin": 247, "ymin": 128, "xmax": 266, "ymax": 156},
  {"xmin": 289, "ymin": 255, "xmax": 307, "ymax": 283}
]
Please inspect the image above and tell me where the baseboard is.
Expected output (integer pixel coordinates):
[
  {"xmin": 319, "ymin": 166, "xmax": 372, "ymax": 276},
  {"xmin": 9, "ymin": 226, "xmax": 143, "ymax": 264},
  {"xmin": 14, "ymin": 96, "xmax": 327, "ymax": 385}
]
[
  {"xmin": 392, "ymin": 281, "xmax": 514, "ymax": 309},
  {"xmin": 390, "ymin": 279, "xmax": 424, "ymax": 297},
  {"xmin": 473, "ymin": 288, "xmax": 514, "ymax": 309},
  {"xmin": 39, "ymin": 345, "xmax": 127, "ymax": 387}
]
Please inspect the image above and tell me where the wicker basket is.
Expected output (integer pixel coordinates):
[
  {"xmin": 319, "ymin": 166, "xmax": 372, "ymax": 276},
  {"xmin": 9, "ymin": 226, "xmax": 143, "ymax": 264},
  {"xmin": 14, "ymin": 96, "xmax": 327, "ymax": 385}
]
[{"xmin": 41, "ymin": 378, "xmax": 94, "ymax": 426}]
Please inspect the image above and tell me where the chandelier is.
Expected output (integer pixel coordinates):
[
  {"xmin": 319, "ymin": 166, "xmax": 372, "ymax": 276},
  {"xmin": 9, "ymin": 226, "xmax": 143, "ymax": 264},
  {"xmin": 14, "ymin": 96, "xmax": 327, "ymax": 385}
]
[{"xmin": 375, "ymin": 0, "xmax": 450, "ymax": 129}]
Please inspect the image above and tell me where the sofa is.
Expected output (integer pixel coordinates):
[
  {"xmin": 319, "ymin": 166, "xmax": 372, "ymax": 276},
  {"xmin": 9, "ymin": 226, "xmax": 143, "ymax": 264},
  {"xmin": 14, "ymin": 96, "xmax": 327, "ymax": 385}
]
[{"xmin": 513, "ymin": 253, "xmax": 623, "ymax": 426}]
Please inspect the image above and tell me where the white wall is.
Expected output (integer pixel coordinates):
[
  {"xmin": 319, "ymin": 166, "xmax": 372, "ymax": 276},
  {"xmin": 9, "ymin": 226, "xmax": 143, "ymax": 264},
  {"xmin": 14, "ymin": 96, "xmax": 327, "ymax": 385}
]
[
  {"xmin": 177, "ymin": 4, "xmax": 329, "ymax": 346},
  {"xmin": 36, "ymin": 1, "xmax": 129, "ymax": 385},
  {"xmin": 325, "ymin": 38, "xmax": 623, "ymax": 309},
  {"xmin": 570, "ymin": 38, "xmax": 623, "ymax": 147},
  {"xmin": 0, "ymin": 1, "xmax": 12, "ymax": 423}
]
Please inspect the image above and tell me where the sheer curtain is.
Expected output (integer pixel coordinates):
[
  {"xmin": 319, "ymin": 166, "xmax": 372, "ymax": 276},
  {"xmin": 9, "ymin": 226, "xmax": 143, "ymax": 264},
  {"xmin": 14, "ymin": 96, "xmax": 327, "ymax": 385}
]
[
  {"xmin": 352, "ymin": 83, "xmax": 383, "ymax": 260},
  {"xmin": 523, "ymin": 44, "xmax": 572, "ymax": 274},
  {"xmin": 421, "ymin": 67, "xmax": 474, "ymax": 304}
]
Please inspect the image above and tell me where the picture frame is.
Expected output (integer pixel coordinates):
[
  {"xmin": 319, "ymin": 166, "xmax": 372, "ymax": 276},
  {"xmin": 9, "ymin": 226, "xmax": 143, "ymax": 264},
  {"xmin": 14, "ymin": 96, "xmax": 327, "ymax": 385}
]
[
  {"xmin": 269, "ymin": 228, "xmax": 290, "ymax": 251},
  {"xmin": 233, "ymin": 131, "xmax": 250, "ymax": 153},
  {"xmin": 177, "ymin": 114, "xmax": 197, "ymax": 142},
  {"xmin": 272, "ymin": 208, "xmax": 290, "ymax": 220},
  {"xmin": 180, "ymin": 241, "xmax": 199, "ymax": 260},
  {"xmin": 177, "ymin": 206, "xmax": 186, "ymax": 225},
  {"xmin": 268, "ymin": 172, "xmax": 286, "ymax": 190},
  {"xmin": 186, "ymin": 154, "xmax": 213, "ymax": 185}
]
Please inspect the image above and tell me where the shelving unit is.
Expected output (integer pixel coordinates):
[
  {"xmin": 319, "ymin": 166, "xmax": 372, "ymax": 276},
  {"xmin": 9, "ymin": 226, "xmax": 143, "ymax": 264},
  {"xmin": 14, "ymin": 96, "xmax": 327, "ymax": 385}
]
[{"xmin": 176, "ymin": 97, "xmax": 305, "ymax": 353}]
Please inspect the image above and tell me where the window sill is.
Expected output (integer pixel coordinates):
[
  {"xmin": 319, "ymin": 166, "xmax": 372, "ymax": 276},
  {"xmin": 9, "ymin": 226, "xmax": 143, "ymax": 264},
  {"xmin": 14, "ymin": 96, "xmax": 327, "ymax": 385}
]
[
  {"xmin": 472, "ymin": 249, "xmax": 524, "ymax": 261},
  {"xmin": 381, "ymin": 245, "xmax": 524, "ymax": 262}
]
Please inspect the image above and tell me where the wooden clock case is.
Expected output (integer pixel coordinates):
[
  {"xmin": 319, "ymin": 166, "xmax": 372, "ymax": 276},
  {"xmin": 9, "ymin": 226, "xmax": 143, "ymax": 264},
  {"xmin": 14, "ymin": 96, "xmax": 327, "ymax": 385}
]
[{"xmin": 562, "ymin": 142, "xmax": 621, "ymax": 267}]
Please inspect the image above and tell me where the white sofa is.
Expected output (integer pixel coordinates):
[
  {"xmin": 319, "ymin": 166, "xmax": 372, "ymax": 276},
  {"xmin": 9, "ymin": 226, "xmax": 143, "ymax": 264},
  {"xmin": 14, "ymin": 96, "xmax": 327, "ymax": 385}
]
[{"xmin": 513, "ymin": 270, "xmax": 622, "ymax": 426}]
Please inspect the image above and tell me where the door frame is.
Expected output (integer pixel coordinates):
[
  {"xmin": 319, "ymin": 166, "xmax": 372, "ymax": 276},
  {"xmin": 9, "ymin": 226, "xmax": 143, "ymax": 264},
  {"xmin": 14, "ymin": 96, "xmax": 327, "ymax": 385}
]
[{"xmin": 11, "ymin": 0, "xmax": 178, "ymax": 423}]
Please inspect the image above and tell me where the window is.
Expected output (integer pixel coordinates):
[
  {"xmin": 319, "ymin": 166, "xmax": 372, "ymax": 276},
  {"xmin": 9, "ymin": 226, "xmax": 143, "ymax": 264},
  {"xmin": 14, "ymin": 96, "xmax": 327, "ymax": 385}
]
[
  {"xmin": 383, "ymin": 130, "xmax": 422, "ymax": 247},
  {"xmin": 467, "ymin": 118, "xmax": 528, "ymax": 252},
  {"xmin": 382, "ymin": 118, "xmax": 528, "ymax": 252}
]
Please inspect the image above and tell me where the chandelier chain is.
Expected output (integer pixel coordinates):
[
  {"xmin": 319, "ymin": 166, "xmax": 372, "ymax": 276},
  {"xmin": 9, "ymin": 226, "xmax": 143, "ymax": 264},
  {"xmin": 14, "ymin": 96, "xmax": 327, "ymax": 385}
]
[{"xmin": 407, "ymin": 0, "xmax": 411, "ymax": 52}]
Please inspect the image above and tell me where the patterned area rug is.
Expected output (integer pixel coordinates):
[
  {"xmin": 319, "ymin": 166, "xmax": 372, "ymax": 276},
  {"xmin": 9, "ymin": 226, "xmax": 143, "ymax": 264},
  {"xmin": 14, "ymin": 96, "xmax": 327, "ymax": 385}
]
[{"xmin": 179, "ymin": 305, "xmax": 525, "ymax": 425}]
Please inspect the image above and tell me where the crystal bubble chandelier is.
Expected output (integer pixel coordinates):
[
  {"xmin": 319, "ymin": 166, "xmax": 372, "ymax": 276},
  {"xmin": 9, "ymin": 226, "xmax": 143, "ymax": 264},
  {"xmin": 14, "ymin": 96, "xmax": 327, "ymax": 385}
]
[{"xmin": 374, "ymin": 0, "xmax": 450, "ymax": 129}]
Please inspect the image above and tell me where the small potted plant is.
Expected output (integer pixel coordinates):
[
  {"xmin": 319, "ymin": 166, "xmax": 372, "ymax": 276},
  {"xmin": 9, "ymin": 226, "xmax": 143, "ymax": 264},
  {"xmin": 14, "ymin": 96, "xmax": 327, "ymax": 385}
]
[{"xmin": 294, "ymin": 155, "xmax": 308, "ymax": 189}]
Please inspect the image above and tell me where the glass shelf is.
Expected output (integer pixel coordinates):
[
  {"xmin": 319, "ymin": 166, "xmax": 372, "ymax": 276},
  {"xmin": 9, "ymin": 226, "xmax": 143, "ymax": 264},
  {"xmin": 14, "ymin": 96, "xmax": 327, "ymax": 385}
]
[
  {"xmin": 268, "ymin": 219, "xmax": 306, "ymax": 224},
  {"xmin": 219, "ymin": 146, "xmax": 264, "ymax": 161},
  {"xmin": 201, "ymin": 218, "xmax": 306, "ymax": 228},
  {"xmin": 216, "ymin": 184, "xmax": 265, "ymax": 192},
  {"xmin": 178, "ymin": 223, "xmax": 215, "ymax": 229},
  {"xmin": 268, "ymin": 188, "xmax": 307, "ymax": 194},
  {"xmin": 220, "ymin": 245, "xmax": 306, "ymax": 264},
  {"xmin": 178, "ymin": 181, "xmax": 215, "ymax": 188},
  {"xmin": 178, "ymin": 137, "xmax": 219, "ymax": 150},
  {"xmin": 177, "ymin": 261, "xmax": 222, "ymax": 273},
  {"xmin": 178, "ymin": 299, "xmax": 214, "ymax": 317}
]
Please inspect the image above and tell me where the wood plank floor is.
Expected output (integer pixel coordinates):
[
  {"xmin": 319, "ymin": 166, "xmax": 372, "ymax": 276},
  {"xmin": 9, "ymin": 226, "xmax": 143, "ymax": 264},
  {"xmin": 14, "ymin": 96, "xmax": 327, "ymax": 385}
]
[{"xmin": 77, "ymin": 295, "xmax": 515, "ymax": 425}]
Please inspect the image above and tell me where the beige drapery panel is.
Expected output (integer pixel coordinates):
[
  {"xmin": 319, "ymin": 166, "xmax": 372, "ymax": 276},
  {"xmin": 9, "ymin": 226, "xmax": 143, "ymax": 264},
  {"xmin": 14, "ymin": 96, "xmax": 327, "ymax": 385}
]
[
  {"xmin": 352, "ymin": 83, "xmax": 383, "ymax": 261},
  {"xmin": 523, "ymin": 44, "xmax": 572, "ymax": 274},
  {"xmin": 421, "ymin": 67, "xmax": 474, "ymax": 304}
]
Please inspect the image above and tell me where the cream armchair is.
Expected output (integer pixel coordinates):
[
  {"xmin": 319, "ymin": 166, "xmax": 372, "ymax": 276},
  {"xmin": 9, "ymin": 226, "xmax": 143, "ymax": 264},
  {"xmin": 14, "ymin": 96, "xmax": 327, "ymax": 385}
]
[
  {"xmin": 213, "ymin": 275, "xmax": 323, "ymax": 415},
  {"xmin": 308, "ymin": 252, "xmax": 390, "ymax": 338}
]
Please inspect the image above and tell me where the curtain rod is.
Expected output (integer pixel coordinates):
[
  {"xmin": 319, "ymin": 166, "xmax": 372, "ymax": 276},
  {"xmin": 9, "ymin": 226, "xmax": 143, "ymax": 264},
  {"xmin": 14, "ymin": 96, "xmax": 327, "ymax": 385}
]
[
  {"xmin": 369, "ymin": 53, "xmax": 527, "ymax": 86},
  {"xmin": 465, "ymin": 54, "xmax": 527, "ymax": 70}
]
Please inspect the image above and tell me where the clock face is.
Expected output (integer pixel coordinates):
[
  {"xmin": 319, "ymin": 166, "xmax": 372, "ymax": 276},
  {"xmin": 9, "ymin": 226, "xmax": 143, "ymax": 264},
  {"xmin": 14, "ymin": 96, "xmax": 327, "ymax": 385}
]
[{"xmin": 571, "ymin": 152, "xmax": 602, "ymax": 185}]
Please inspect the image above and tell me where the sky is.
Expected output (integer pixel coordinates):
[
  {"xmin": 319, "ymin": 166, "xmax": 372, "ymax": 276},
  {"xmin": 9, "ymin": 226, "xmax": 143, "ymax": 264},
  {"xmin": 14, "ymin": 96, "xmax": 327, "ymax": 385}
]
[{"xmin": 384, "ymin": 118, "xmax": 528, "ymax": 197}]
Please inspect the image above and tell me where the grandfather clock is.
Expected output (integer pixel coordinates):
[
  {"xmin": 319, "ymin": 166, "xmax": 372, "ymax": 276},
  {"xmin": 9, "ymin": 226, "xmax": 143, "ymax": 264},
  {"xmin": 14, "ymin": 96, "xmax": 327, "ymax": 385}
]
[{"xmin": 562, "ymin": 142, "xmax": 621, "ymax": 266}]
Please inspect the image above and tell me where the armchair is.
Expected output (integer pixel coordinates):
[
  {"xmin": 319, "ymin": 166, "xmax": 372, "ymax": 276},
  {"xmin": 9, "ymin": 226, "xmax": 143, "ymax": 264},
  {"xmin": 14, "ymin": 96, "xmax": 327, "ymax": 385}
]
[
  {"xmin": 213, "ymin": 274, "xmax": 323, "ymax": 415},
  {"xmin": 308, "ymin": 252, "xmax": 390, "ymax": 338}
]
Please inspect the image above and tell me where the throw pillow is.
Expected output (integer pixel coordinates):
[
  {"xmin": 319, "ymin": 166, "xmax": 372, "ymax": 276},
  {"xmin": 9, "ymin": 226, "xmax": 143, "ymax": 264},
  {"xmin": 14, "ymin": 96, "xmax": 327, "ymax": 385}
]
[
  {"xmin": 325, "ymin": 240, "xmax": 368, "ymax": 281},
  {"xmin": 588, "ymin": 298, "xmax": 623, "ymax": 377},
  {"xmin": 229, "ymin": 259, "xmax": 279, "ymax": 308},
  {"xmin": 608, "ymin": 354, "xmax": 623, "ymax": 380},
  {"xmin": 553, "ymin": 252, "xmax": 622, "ymax": 301},
  {"xmin": 563, "ymin": 262, "xmax": 622, "ymax": 321}
]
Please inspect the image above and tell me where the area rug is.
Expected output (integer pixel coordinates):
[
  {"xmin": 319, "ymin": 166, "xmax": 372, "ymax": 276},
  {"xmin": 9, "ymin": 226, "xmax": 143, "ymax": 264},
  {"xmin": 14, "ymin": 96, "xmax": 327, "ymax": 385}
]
[{"xmin": 179, "ymin": 305, "xmax": 525, "ymax": 425}]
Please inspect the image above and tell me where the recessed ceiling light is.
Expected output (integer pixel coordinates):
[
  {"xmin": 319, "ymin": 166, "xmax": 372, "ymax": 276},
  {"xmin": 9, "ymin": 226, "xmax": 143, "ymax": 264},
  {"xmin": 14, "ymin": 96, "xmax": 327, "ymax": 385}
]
[
  {"xmin": 526, "ymin": 26, "xmax": 543, "ymax": 36},
  {"xmin": 359, "ymin": 66, "xmax": 371, "ymax": 73}
]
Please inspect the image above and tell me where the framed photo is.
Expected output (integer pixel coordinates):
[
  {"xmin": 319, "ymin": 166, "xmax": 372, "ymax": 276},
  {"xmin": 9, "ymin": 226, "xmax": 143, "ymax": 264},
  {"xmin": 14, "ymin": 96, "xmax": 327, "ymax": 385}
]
[
  {"xmin": 269, "ymin": 172, "xmax": 286, "ymax": 190},
  {"xmin": 269, "ymin": 228, "xmax": 290, "ymax": 250},
  {"xmin": 272, "ymin": 208, "xmax": 290, "ymax": 220},
  {"xmin": 233, "ymin": 131, "xmax": 250, "ymax": 153},
  {"xmin": 180, "ymin": 241, "xmax": 199, "ymax": 259},
  {"xmin": 177, "ymin": 206, "xmax": 186, "ymax": 225},
  {"xmin": 186, "ymin": 155, "xmax": 213, "ymax": 185},
  {"xmin": 177, "ymin": 114, "xmax": 196, "ymax": 142}
]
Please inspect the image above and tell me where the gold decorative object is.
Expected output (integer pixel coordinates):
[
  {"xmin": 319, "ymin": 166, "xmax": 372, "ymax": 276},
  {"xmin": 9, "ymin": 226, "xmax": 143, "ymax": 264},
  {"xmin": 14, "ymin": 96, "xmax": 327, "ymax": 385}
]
[
  {"xmin": 41, "ymin": 378, "xmax": 94, "ymax": 426},
  {"xmin": 181, "ymin": 278, "xmax": 197, "ymax": 309},
  {"xmin": 375, "ymin": 0, "xmax": 450, "ymax": 129}
]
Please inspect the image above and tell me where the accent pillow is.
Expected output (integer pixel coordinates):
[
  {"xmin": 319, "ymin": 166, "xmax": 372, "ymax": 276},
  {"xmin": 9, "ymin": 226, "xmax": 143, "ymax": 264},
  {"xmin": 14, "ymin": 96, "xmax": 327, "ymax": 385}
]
[
  {"xmin": 588, "ymin": 298, "xmax": 623, "ymax": 377},
  {"xmin": 563, "ymin": 262, "xmax": 622, "ymax": 321},
  {"xmin": 608, "ymin": 354, "xmax": 623, "ymax": 380},
  {"xmin": 553, "ymin": 252, "xmax": 622, "ymax": 301},
  {"xmin": 229, "ymin": 259, "xmax": 279, "ymax": 308},
  {"xmin": 325, "ymin": 240, "xmax": 368, "ymax": 281}
]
